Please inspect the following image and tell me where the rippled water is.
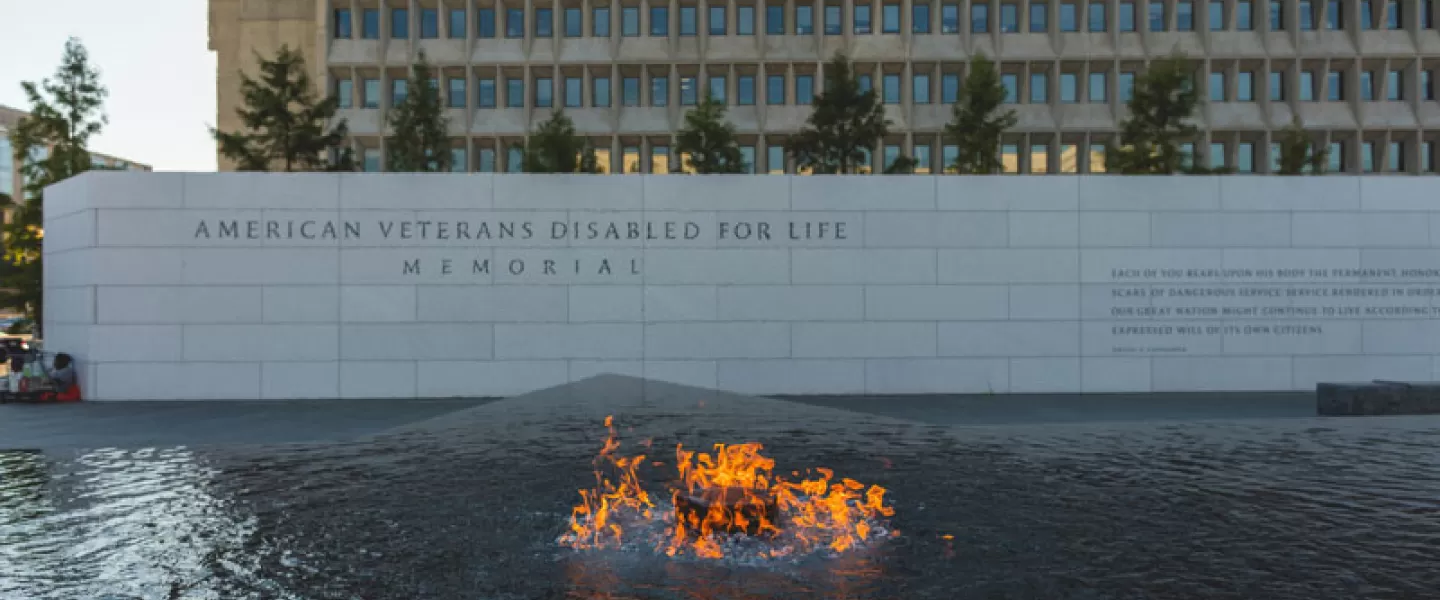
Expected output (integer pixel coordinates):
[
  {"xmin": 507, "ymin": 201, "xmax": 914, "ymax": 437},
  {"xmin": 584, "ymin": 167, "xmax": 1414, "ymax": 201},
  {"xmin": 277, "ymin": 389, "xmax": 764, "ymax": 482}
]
[{"xmin": 3, "ymin": 377, "xmax": 1440, "ymax": 599}]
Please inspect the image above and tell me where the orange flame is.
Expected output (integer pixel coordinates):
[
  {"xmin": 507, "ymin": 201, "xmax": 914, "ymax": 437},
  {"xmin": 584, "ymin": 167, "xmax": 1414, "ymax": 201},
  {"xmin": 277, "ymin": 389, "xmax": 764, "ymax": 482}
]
[{"xmin": 564, "ymin": 416, "xmax": 896, "ymax": 559}]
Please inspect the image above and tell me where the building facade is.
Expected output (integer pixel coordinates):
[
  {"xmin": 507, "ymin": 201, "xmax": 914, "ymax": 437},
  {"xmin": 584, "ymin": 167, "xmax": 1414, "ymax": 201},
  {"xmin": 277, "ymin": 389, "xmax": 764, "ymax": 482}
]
[
  {"xmin": 211, "ymin": 0, "xmax": 1440, "ymax": 174},
  {"xmin": 0, "ymin": 105, "xmax": 152, "ymax": 203}
]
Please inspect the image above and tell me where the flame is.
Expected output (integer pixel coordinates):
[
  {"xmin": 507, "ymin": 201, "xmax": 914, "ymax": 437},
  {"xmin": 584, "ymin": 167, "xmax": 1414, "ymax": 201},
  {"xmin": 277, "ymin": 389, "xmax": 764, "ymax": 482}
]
[{"xmin": 563, "ymin": 416, "xmax": 895, "ymax": 560}]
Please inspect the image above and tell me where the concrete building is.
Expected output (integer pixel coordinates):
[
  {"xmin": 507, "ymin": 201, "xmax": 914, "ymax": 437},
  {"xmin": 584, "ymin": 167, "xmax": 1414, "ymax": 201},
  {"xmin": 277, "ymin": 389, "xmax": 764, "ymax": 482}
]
[
  {"xmin": 210, "ymin": 0, "xmax": 1440, "ymax": 174},
  {"xmin": 0, "ymin": 105, "xmax": 152, "ymax": 203}
]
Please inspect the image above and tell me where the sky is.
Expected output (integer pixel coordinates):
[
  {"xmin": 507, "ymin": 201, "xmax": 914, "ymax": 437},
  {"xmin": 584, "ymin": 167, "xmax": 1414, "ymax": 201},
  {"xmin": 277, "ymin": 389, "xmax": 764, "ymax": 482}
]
[{"xmin": 0, "ymin": 0, "xmax": 216, "ymax": 171}]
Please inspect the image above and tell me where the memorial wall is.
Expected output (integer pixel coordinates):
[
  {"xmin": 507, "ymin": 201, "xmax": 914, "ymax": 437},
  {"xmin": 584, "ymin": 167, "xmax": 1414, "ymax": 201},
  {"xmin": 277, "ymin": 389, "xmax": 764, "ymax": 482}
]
[{"xmin": 41, "ymin": 172, "xmax": 1440, "ymax": 400}]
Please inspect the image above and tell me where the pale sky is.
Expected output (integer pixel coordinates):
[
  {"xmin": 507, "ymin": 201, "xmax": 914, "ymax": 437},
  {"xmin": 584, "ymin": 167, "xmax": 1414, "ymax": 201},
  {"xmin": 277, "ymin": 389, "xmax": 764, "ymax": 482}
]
[{"xmin": 0, "ymin": 0, "xmax": 216, "ymax": 171}]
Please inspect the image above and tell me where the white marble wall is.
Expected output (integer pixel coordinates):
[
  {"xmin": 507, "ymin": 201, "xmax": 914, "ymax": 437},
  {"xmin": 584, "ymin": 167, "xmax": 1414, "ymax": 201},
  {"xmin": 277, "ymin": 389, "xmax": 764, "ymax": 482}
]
[{"xmin": 42, "ymin": 172, "xmax": 1440, "ymax": 400}]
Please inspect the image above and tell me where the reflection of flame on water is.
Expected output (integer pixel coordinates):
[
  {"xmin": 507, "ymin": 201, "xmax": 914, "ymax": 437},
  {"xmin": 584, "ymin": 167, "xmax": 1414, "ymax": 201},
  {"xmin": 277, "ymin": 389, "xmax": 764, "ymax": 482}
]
[{"xmin": 561, "ymin": 416, "xmax": 896, "ymax": 560}]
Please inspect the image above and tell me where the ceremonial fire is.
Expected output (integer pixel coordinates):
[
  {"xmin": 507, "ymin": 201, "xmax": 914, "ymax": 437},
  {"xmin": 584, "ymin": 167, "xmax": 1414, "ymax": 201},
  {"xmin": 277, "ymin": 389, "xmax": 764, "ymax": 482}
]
[{"xmin": 562, "ymin": 417, "xmax": 896, "ymax": 560}]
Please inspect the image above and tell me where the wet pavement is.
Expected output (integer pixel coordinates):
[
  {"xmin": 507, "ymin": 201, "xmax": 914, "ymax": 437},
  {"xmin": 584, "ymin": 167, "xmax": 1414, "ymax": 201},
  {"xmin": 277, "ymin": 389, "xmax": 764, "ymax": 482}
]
[{"xmin": 2, "ymin": 376, "xmax": 1439, "ymax": 599}]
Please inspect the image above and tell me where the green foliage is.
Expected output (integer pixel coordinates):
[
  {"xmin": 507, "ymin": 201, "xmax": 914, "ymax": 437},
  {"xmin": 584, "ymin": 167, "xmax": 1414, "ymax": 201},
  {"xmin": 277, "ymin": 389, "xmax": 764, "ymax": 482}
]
[
  {"xmin": 883, "ymin": 155, "xmax": 918, "ymax": 174},
  {"xmin": 523, "ymin": 111, "xmax": 599, "ymax": 173},
  {"xmin": 944, "ymin": 53, "xmax": 1018, "ymax": 174},
  {"xmin": 1108, "ymin": 53, "xmax": 1203, "ymax": 175},
  {"xmin": 213, "ymin": 45, "xmax": 354, "ymax": 172},
  {"xmin": 676, "ymin": 96, "xmax": 747, "ymax": 174},
  {"xmin": 3, "ymin": 38, "xmax": 110, "ymax": 336},
  {"xmin": 1275, "ymin": 117, "xmax": 1329, "ymax": 175},
  {"xmin": 386, "ymin": 52, "xmax": 451, "ymax": 172},
  {"xmin": 788, "ymin": 53, "xmax": 890, "ymax": 174}
]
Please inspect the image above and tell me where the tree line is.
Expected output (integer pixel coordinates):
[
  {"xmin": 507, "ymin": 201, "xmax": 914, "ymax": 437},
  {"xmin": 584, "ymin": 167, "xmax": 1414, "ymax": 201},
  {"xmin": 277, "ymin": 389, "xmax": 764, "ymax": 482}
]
[
  {"xmin": 1, "ymin": 39, "xmax": 1333, "ymax": 333},
  {"xmin": 212, "ymin": 46, "xmax": 1332, "ymax": 176}
]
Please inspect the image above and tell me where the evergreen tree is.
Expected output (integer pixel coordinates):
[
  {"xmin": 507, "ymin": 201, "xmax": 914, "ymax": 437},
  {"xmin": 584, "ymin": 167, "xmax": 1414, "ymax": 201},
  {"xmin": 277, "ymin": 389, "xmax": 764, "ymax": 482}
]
[
  {"xmin": 386, "ymin": 52, "xmax": 451, "ymax": 172},
  {"xmin": 1109, "ymin": 53, "xmax": 1202, "ymax": 175},
  {"xmin": 944, "ymin": 53, "xmax": 1018, "ymax": 174},
  {"xmin": 523, "ymin": 111, "xmax": 599, "ymax": 173},
  {"xmin": 3, "ymin": 38, "xmax": 109, "ymax": 335},
  {"xmin": 788, "ymin": 53, "xmax": 890, "ymax": 174},
  {"xmin": 676, "ymin": 96, "xmax": 747, "ymax": 174},
  {"xmin": 213, "ymin": 45, "xmax": 354, "ymax": 171},
  {"xmin": 883, "ymin": 155, "xmax": 918, "ymax": 174},
  {"xmin": 1275, "ymin": 117, "xmax": 1329, "ymax": 175}
]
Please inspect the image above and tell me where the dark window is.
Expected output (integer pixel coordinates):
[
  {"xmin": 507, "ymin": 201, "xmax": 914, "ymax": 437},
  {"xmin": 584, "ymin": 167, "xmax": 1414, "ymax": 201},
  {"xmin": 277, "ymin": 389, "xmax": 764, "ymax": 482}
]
[
  {"xmin": 767, "ymin": 74, "xmax": 785, "ymax": 104},
  {"xmin": 449, "ymin": 9, "xmax": 466, "ymax": 37},
  {"xmin": 883, "ymin": 4, "xmax": 900, "ymax": 32},
  {"xmin": 623, "ymin": 7, "xmax": 640, "ymax": 35},
  {"xmin": 478, "ymin": 78, "xmax": 496, "ymax": 107},
  {"xmin": 768, "ymin": 5, "xmax": 785, "ymax": 34},
  {"xmin": 1237, "ymin": 71, "xmax": 1254, "ymax": 101},
  {"xmin": 392, "ymin": 8, "xmax": 409, "ymax": 38},
  {"xmin": 1089, "ymin": 2, "xmax": 1106, "ymax": 30},
  {"xmin": 859, "ymin": 74, "xmax": 872, "ymax": 93},
  {"xmin": 710, "ymin": 75, "xmax": 727, "ymax": 102},
  {"xmin": 711, "ymin": 5, "xmax": 727, "ymax": 34},
  {"xmin": 1269, "ymin": 71, "xmax": 1284, "ymax": 101},
  {"xmin": 506, "ymin": 8, "xmax": 524, "ymax": 37},
  {"xmin": 566, "ymin": 8, "xmax": 583, "ymax": 37},
  {"xmin": 942, "ymin": 73, "xmax": 959, "ymax": 102},
  {"xmin": 1210, "ymin": 1, "xmax": 1224, "ymax": 29},
  {"xmin": 478, "ymin": 9, "xmax": 496, "ymax": 37},
  {"xmin": 506, "ymin": 78, "xmax": 523, "ymax": 107},
  {"xmin": 883, "ymin": 73, "xmax": 901, "ymax": 103},
  {"xmin": 1270, "ymin": 0, "xmax": 1283, "ymax": 29},
  {"xmin": 1326, "ymin": 0, "xmax": 1341, "ymax": 29},
  {"xmin": 594, "ymin": 7, "xmax": 611, "ymax": 36},
  {"xmin": 392, "ymin": 78, "xmax": 408, "ymax": 104},
  {"xmin": 1360, "ymin": 70, "xmax": 1374, "ymax": 101},
  {"xmin": 1362, "ymin": 0, "xmax": 1374, "ymax": 29},
  {"xmin": 739, "ymin": 6, "xmax": 755, "ymax": 34},
  {"xmin": 1119, "ymin": 1, "xmax": 1136, "ymax": 30},
  {"xmin": 448, "ymin": 78, "xmax": 465, "ymax": 107},
  {"xmin": 624, "ymin": 77, "xmax": 641, "ymax": 106},
  {"xmin": 1119, "ymin": 71, "xmax": 1135, "ymax": 101},
  {"xmin": 1002, "ymin": 73, "xmax": 1018, "ymax": 103},
  {"xmin": 1237, "ymin": 1, "xmax": 1253, "ymax": 29},
  {"xmin": 362, "ymin": 8, "xmax": 380, "ymax": 38},
  {"xmin": 1149, "ymin": 1, "xmax": 1165, "ymax": 30},
  {"xmin": 1387, "ymin": 70, "xmax": 1402, "ymax": 100},
  {"xmin": 797, "ymin": 5, "xmax": 814, "ymax": 33},
  {"xmin": 535, "ymin": 8, "xmax": 553, "ymax": 36},
  {"xmin": 1001, "ymin": 3, "xmax": 1018, "ymax": 32},
  {"xmin": 1176, "ymin": 0, "xmax": 1193, "ymax": 30},
  {"xmin": 825, "ymin": 5, "xmax": 841, "ymax": 34},
  {"xmin": 1424, "ymin": 70, "xmax": 1435, "ymax": 100},
  {"xmin": 680, "ymin": 76, "xmax": 698, "ymax": 105},
  {"xmin": 1031, "ymin": 2, "xmax": 1048, "ymax": 31},
  {"xmin": 796, "ymin": 74, "xmax": 814, "ymax": 104},
  {"xmin": 914, "ymin": 4, "xmax": 931, "ymax": 32},
  {"xmin": 535, "ymin": 77, "xmax": 553, "ymax": 107},
  {"xmin": 972, "ymin": 3, "xmax": 988, "ymax": 32},
  {"xmin": 671, "ymin": 6, "xmax": 686, "ymax": 35},
  {"xmin": 1299, "ymin": 0, "xmax": 1314, "ymax": 30},
  {"xmin": 1327, "ymin": 70, "xmax": 1343, "ymax": 101},
  {"xmin": 739, "ymin": 75, "xmax": 756, "ymax": 104},
  {"xmin": 856, "ymin": 5, "xmax": 872, "ymax": 33},
  {"xmin": 1387, "ymin": 0, "xmax": 1401, "ymax": 28},
  {"xmin": 566, "ymin": 77, "xmax": 582, "ymax": 107},
  {"xmin": 1030, "ymin": 72, "xmax": 1047, "ymax": 102},
  {"xmin": 363, "ymin": 78, "xmax": 380, "ymax": 108},
  {"xmin": 336, "ymin": 78, "xmax": 353, "ymax": 108},
  {"xmin": 1060, "ymin": 2, "xmax": 1077, "ymax": 31},
  {"xmin": 653, "ymin": 75, "xmax": 669, "ymax": 105},
  {"xmin": 913, "ymin": 73, "xmax": 931, "ymax": 104},
  {"xmin": 941, "ymin": 3, "xmax": 959, "ymax": 32},
  {"xmin": 421, "ymin": 8, "xmax": 439, "ymax": 38},
  {"xmin": 334, "ymin": 9, "xmax": 352, "ymax": 38},
  {"xmin": 594, "ymin": 76, "xmax": 612, "ymax": 107}
]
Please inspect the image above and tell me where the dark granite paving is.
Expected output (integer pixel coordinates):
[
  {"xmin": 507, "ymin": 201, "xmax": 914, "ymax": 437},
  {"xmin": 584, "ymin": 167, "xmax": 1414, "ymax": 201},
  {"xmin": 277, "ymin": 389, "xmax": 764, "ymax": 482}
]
[{"xmin": 2, "ymin": 377, "xmax": 1438, "ymax": 599}]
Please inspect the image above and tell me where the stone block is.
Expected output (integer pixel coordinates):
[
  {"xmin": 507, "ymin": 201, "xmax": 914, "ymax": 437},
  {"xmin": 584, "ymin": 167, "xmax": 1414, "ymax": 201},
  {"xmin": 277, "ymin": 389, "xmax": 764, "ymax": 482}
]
[
  {"xmin": 340, "ymin": 173, "xmax": 489, "ymax": 210},
  {"xmin": 644, "ymin": 175, "xmax": 790, "ymax": 211},
  {"xmin": 187, "ymin": 248, "xmax": 339, "ymax": 285},
  {"xmin": 718, "ymin": 286, "xmax": 861, "ymax": 321},
  {"xmin": 416, "ymin": 360, "xmax": 568, "ymax": 396},
  {"xmin": 184, "ymin": 324, "xmax": 340, "ymax": 361},
  {"xmin": 340, "ymin": 286, "xmax": 417, "ymax": 322},
  {"xmin": 45, "ymin": 210, "xmax": 96, "ymax": 253},
  {"xmin": 569, "ymin": 286, "xmax": 643, "ymax": 322},
  {"xmin": 939, "ymin": 322, "xmax": 1079, "ymax": 357},
  {"xmin": 263, "ymin": 361, "xmax": 341, "ymax": 399},
  {"xmin": 263, "ymin": 286, "xmax": 340, "ymax": 323},
  {"xmin": 341, "ymin": 360, "xmax": 416, "ymax": 398},
  {"xmin": 1009, "ymin": 212, "xmax": 1079, "ymax": 247},
  {"xmin": 937, "ymin": 176, "xmax": 1079, "ymax": 211},
  {"xmin": 340, "ymin": 324, "xmax": 493, "ymax": 360},
  {"xmin": 939, "ymin": 249, "xmax": 1077, "ymax": 284},
  {"xmin": 191, "ymin": 173, "xmax": 340, "ymax": 210},
  {"xmin": 792, "ymin": 323, "xmax": 936, "ymax": 358},
  {"xmin": 645, "ymin": 323, "xmax": 790, "ymax": 359},
  {"xmin": 1080, "ymin": 212, "xmax": 1150, "ymax": 247},
  {"xmin": 792, "ymin": 249, "xmax": 937, "ymax": 284},
  {"xmin": 792, "ymin": 175, "xmax": 935, "ymax": 211},
  {"xmin": 494, "ymin": 174, "xmax": 641, "ymax": 210},
  {"xmin": 644, "ymin": 249, "xmax": 788, "ymax": 284},
  {"xmin": 865, "ymin": 285, "xmax": 1008, "ymax": 320},
  {"xmin": 417, "ymin": 286, "xmax": 567, "ymax": 322},
  {"xmin": 1150, "ymin": 212, "xmax": 1292, "ymax": 247},
  {"xmin": 716, "ymin": 359, "xmax": 865, "ymax": 394},
  {"xmin": 644, "ymin": 286, "xmax": 718, "ymax": 321},
  {"xmin": 864, "ymin": 358, "xmax": 1009, "ymax": 394},
  {"xmin": 494, "ymin": 324, "xmax": 643, "ymax": 359}
]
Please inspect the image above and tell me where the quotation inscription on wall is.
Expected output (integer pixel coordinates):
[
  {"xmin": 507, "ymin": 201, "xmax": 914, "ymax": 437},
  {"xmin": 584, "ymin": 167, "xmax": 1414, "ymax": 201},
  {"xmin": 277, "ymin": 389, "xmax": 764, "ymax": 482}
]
[
  {"xmin": 1104, "ymin": 266, "xmax": 1440, "ymax": 355},
  {"xmin": 193, "ymin": 217, "xmax": 849, "ymax": 279}
]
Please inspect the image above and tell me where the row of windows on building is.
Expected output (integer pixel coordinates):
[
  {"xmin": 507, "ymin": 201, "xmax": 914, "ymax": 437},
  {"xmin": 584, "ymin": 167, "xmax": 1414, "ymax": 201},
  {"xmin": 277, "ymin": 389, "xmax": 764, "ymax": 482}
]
[
  {"xmin": 336, "ymin": 67, "xmax": 1437, "ymax": 109},
  {"xmin": 354, "ymin": 138, "xmax": 1437, "ymax": 175},
  {"xmin": 333, "ymin": 0, "xmax": 1434, "ymax": 41}
]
